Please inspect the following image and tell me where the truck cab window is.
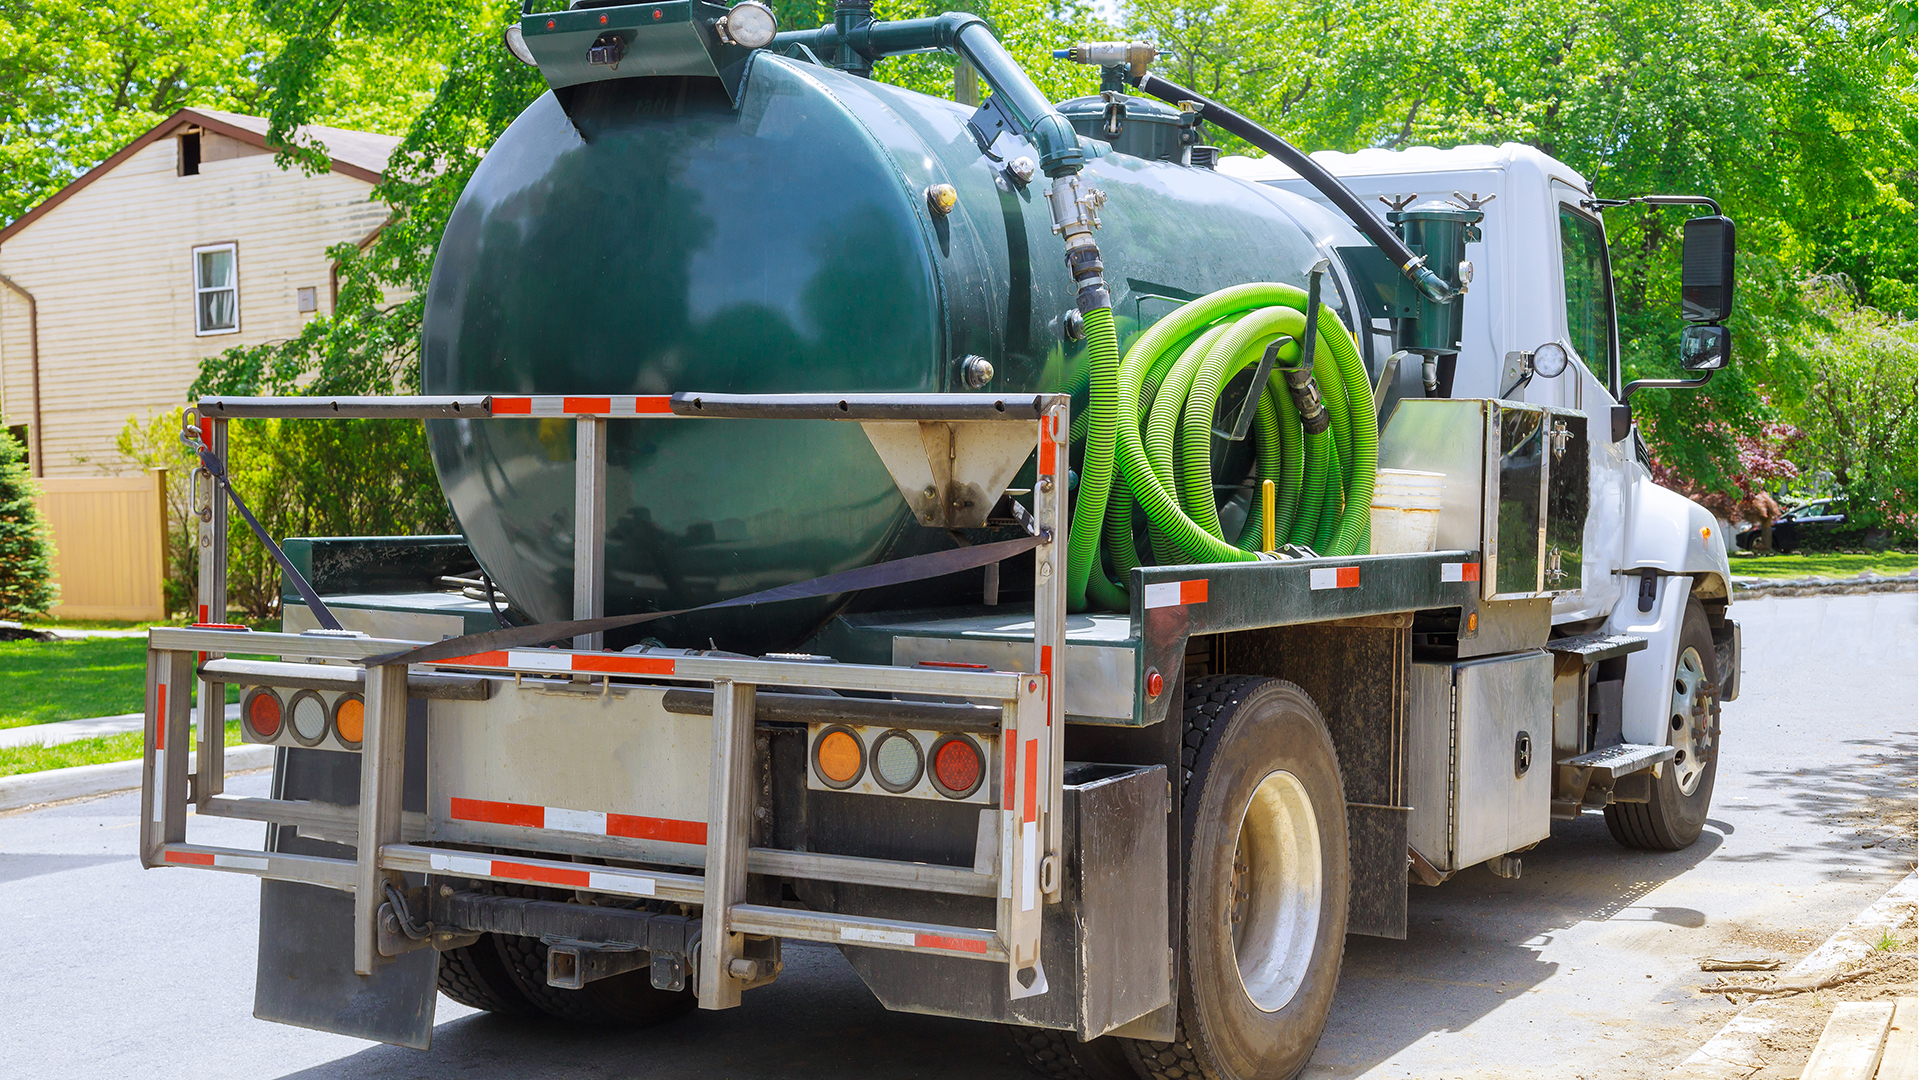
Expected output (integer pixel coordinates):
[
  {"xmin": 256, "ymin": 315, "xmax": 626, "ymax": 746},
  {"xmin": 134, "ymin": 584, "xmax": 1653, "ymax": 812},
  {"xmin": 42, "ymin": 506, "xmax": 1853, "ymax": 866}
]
[{"xmin": 1558, "ymin": 206, "xmax": 1619, "ymax": 394}]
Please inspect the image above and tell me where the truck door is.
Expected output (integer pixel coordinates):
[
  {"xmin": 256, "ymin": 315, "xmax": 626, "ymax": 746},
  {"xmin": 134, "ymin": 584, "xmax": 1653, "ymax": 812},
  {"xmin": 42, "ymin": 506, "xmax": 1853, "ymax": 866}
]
[{"xmin": 1549, "ymin": 189, "xmax": 1632, "ymax": 624}]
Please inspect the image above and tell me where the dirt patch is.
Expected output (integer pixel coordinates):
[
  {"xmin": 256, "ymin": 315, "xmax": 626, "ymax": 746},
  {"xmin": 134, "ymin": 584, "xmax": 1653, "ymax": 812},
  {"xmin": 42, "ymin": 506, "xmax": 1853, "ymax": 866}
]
[
  {"xmin": 1831, "ymin": 792, "xmax": 1920, "ymax": 859},
  {"xmin": 1700, "ymin": 912, "xmax": 1919, "ymax": 1079}
]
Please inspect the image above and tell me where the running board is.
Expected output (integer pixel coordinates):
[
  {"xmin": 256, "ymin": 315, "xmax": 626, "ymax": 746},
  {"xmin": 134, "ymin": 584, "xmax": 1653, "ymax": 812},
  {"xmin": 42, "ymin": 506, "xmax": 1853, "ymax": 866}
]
[{"xmin": 1558, "ymin": 742, "xmax": 1675, "ymax": 779}]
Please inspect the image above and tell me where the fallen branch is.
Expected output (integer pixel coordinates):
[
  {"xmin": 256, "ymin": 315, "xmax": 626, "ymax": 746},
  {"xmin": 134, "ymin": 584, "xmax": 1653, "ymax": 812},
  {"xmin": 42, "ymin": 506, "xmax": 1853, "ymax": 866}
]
[{"xmin": 1713, "ymin": 954, "xmax": 1914, "ymax": 998}]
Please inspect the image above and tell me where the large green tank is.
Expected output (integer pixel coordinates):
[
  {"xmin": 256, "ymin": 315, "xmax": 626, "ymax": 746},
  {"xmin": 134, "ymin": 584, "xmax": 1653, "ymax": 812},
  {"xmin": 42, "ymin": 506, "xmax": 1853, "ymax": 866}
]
[{"xmin": 422, "ymin": 53, "xmax": 1368, "ymax": 653}]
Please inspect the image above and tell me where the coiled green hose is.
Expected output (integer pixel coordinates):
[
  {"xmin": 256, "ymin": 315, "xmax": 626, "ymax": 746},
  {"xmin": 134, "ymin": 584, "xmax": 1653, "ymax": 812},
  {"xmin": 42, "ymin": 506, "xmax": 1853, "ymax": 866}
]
[{"xmin": 1066, "ymin": 282, "xmax": 1377, "ymax": 612}]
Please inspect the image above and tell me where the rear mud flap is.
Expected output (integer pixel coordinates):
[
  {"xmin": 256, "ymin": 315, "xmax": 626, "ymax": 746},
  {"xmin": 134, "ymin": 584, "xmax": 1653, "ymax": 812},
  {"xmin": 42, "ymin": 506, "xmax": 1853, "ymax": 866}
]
[
  {"xmin": 254, "ymin": 712, "xmax": 438, "ymax": 1048},
  {"xmin": 255, "ymin": 873, "xmax": 439, "ymax": 1049}
]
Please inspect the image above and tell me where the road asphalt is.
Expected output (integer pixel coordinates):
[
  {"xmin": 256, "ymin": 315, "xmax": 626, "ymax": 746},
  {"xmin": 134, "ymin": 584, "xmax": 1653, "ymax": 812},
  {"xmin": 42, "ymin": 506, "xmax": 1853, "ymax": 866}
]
[{"xmin": 1, "ymin": 591, "xmax": 1912, "ymax": 1080}]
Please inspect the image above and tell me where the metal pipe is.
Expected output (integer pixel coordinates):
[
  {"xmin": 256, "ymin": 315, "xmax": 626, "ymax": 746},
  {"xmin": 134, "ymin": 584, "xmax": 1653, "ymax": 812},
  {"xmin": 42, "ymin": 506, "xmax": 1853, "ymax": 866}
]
[
  {"xmin": 198, "ymin": 396, "xmax": 491, "ymax": 419},
  {"xmin": 0, "ymin": 272, "xmax": 43, "ymax": 476}
]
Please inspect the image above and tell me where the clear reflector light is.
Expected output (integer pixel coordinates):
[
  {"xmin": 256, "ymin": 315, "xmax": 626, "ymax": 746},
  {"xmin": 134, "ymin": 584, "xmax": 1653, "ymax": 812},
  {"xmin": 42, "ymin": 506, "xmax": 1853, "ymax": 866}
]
[
  {"xmin": 871, "ymin": 730, "xmax": 923, "ymax": 792},
  {"xmin": 289, "ymin": 690, "xmax": 329, "ymax": 746}
]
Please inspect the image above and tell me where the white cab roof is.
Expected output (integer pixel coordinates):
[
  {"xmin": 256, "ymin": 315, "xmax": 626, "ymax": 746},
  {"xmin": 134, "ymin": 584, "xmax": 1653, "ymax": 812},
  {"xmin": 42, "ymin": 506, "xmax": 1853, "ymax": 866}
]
[{"xmin": 1217, "ymin": 142, "xmax": 1591, "ymax": 193}]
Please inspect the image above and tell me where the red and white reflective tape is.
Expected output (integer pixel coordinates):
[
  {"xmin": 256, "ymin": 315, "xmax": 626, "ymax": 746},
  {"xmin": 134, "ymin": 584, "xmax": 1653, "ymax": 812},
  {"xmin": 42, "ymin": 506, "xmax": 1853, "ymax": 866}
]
[
  {"xmin": 423, "ymin": 850, "xmax": 659, "ymax": 897},
  {"xmin": 164, "ymin": 849, "xmax": 269, "ymax": 871},
  {"xmin": 450, "ymin": 796, "xmax": 706, "ymax": 846},
  {"xmin": 1142, "ymin": 578, "xmax": 1209, "ymax": 609},
  {"xmin": 839, "ymin": 925, "xmax": 991, "ymax": 954},
  {"xmin": 434, "ymin": 650, "xmax": 677, "ymax": 677},
  {"xmin": 1440, "ymin": 561, "xmax": 1481, "ymax": 583},
  {"xmin": 1308, "ymin": 566, "xmax": 1361, "ymax": 590},
  {"xmin": 489, "ymin": 395, "xmax": 673, "ymax": 418}
]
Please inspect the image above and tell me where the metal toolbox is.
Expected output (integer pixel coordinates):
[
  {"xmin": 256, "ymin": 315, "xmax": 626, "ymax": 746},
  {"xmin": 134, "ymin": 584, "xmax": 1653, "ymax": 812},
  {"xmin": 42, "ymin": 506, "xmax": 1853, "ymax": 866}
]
[
  {"xmin": 1408, "ymin": 651, "xmax": 1554, "ymax": 872},
  {"xmin": 1378, "ymin": 399, "xmax": 1589, "ymax": 600}
]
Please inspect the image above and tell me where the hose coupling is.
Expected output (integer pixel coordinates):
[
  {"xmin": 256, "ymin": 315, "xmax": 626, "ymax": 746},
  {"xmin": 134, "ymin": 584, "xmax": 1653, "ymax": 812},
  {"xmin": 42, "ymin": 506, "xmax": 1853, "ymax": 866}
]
[
  {"xmin": 1053, "ymin": 41, "xmax": 1160, "ymax": 81},
  {"xmin": 1047, "ymin": 175, "xmax": 1105, "ymax": 239},
  {"xmin": 1284, "ymin": 366, "xmax": 1331, "ymax": 435}
]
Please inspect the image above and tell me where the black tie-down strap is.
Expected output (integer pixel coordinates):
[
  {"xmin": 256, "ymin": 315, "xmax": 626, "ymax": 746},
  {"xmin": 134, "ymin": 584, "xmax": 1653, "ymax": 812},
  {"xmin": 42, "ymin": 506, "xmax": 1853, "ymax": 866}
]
[
  {"xmin": 195, "ymin": 445, "xmax": 345, "ymax": 632},
  {"xmin": 360, "ymin": 533, "xmax": 1046, "ymax": 668}
]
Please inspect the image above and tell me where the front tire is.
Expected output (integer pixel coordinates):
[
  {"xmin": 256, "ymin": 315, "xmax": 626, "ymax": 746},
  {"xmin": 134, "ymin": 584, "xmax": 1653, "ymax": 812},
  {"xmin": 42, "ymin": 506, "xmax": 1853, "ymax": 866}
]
[
  {"xmin": 1124, "ymin": 676, "xmax": 1350, "ymax": 1080},
  {"xmin": 1606, "ymin": 599, "xmax": 1721, "ymax": 850}
]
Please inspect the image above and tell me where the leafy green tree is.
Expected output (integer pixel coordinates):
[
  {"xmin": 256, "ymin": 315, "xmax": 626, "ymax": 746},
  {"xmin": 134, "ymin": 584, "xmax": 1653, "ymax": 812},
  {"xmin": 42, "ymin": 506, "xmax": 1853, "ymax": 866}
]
[
  {"xmin": 1791, "ymin": 280, "xmax": 1918, "ymax": 539},
  {"xmin": 0, "ymin": 0, "xmax": 449, "ymax": 228},
  {"xmin": 0, "ymin": 429, "xmax": 56, "ymax": 620}
]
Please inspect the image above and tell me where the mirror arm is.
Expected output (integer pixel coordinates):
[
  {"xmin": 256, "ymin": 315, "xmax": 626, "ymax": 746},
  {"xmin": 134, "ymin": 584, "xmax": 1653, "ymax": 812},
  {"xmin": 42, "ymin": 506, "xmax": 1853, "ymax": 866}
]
[
  {"xmin": 1621, "ymin": 371, "xmax": 1714, "ymax": 402},
  {"xmin": 1583, "ymin": 193, "xmax": 1723, "ymax": 216}
]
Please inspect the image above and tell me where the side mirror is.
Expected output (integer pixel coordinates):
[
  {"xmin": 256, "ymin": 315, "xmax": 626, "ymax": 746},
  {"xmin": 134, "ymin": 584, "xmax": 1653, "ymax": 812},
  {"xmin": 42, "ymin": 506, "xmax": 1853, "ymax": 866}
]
[
  {"xmin": 1681, "ymin": 216, "xmax": 1736, "ymax": 323},
  {"xmin": 1680, "ymin": 324, "xmax": 1729, "ymax": 371}
]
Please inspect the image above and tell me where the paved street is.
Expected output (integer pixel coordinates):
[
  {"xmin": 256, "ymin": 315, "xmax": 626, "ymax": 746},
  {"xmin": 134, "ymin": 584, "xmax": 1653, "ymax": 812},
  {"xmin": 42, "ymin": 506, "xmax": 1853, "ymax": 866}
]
[{"xmin": 2, "ymin": 592, "xmax": 1912, "ymax": 1080}]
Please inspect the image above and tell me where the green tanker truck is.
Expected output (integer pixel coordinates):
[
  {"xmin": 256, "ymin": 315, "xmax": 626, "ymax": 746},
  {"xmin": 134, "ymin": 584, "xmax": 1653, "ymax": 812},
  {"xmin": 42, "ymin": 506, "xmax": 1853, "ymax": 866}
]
[{"xmin": 140, "ymin": 5, "xmax": 1744, "ymax": 1079}]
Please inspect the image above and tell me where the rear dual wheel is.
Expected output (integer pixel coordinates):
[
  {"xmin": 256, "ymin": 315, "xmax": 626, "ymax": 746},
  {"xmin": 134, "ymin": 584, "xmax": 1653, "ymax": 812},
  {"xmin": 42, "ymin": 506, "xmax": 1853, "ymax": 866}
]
[{"xmin": 1011, "ymin": 676, "xmax": 1350, "ymax": 1080}]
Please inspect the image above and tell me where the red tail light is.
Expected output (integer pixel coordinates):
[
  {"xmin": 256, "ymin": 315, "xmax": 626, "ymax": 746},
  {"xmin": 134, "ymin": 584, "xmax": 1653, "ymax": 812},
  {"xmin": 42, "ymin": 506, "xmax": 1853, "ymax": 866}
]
[
  {"xmin": 929, "ymin": 735, "xmax": 984, "ymax": 798},
  {"xmin": 243, "ymin": 689, "xmax": 282, "ymax": 739}
]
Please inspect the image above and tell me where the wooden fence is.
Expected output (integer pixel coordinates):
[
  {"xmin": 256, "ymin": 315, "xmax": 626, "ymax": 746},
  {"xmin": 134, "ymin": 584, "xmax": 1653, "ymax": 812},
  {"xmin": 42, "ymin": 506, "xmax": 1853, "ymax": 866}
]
[{"xmin": 32, "ymin": 470, "xmax": 168, "ymax": 622}]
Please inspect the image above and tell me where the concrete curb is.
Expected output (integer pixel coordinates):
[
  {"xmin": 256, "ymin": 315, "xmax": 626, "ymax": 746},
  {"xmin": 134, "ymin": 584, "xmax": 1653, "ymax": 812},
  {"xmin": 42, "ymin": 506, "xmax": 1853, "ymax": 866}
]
[
  {"xmin": 0, "ymin": 744, "xmax": 275, "ymax": 813},
  {"xmin": 1732, "ymin": 571, "xmax": 1918, "ymax": 599},
  {"xmin": 1666, "ymin": 871, "xmax": 1919, "ymax": 1079}
]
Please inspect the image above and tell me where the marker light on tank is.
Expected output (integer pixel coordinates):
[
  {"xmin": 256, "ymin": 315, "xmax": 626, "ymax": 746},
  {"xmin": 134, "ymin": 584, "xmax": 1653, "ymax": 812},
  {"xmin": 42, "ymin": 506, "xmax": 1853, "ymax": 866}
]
[{"xmin": 721, "ymin": 1, "xmax": 777, "ymax": 48}]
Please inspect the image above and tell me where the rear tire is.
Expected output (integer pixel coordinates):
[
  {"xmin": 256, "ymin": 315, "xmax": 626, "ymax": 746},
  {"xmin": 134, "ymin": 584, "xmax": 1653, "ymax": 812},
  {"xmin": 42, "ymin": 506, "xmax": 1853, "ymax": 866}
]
[
  {"xmin": 1008, "ymin": 1026, "xmax": 1145, "ymax": 1080},
  {"xmin": 1605, "ymin": 599, "xmax": 1720, "ymax": 851},
  {"xmin": 1121, "ymin": 675, "xmax": 1350, "ymax": 1080},
  {"xmin": 437, "ymin": 933, "xmax": 540, "ymax": 1017}
]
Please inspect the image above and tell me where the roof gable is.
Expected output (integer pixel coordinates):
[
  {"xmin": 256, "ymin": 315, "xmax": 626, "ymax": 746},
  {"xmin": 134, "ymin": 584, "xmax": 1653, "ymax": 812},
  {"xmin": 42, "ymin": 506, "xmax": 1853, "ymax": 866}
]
[{"xmin": 0, "ymin": 108, "xmax": 402, "ymax": 247}]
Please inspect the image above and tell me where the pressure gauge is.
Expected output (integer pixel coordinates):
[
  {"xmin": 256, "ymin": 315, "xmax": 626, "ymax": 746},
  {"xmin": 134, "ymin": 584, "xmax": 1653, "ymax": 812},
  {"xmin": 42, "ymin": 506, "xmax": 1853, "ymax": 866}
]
[
  {"xmin": 502, "ymin": 23, "xmax": 537, "ymax": 67},
  {"xmin": 720, "ymin": 1, "xmax": 777, "ymax": 48},
  {"xmin": 1531, "ymin": 341, "xmax": 1571, "ymax": 378}
]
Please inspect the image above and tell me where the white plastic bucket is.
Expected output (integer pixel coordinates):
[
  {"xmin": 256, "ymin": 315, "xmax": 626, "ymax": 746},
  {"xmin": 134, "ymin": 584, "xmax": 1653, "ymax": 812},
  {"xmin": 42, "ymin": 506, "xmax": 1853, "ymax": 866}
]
[{"xmin": 1370, "ymin": 469, "xmax": 1444, "ymax": 554}]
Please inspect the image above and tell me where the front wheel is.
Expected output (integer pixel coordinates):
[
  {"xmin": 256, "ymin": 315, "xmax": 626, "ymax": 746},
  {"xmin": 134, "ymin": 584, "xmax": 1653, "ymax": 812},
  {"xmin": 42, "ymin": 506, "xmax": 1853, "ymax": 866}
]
[
  {"xmin": 1606, "ymin": 599, "xmax": 1721, "ymax": 850},
  {"xmin": 1123, "ymin": 676, "xmax": 1350, "ymax": 1080}
]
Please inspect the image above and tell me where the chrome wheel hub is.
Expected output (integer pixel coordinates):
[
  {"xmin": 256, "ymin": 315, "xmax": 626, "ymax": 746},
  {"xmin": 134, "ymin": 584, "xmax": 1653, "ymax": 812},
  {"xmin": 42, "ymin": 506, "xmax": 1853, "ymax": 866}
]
[
  {"xmin": 1228, "ymin": 770, "xmax": 1322, "ymax": 1013},
  {"xmin": 1669, "ymin": 646, "xmax": 1714, "ymax": 796}
]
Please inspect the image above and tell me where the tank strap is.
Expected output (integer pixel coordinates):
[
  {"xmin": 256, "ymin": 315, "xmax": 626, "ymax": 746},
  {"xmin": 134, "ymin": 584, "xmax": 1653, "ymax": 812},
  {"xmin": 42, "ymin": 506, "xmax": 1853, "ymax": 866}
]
[{"xmin": 362, "ymin": 533, "xmax": 1046, "ymax": 668}]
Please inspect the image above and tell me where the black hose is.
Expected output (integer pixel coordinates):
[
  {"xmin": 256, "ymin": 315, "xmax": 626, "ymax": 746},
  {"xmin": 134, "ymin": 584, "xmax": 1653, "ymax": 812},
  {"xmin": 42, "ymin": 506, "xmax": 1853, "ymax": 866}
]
[{"xmin": 1129, "ymin": 72, "xmax": 1455, "ymax": 304}]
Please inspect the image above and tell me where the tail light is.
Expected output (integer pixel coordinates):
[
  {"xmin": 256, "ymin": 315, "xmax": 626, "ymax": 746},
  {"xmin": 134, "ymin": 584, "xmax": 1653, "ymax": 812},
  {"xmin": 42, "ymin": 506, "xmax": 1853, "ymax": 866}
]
[
  {"xmin": 929, "ymin": 734, "xmax": 985, "ymax": 799},
  {"xmin": 242, "ymin": 688, "xmax": 282, "ymax": 739},
  {"xmin": 869, "ymin": 729, "xmax": 924, "ymax": 793},
  {"xmin": 812, "ymin": 725, "xmax": 864, "ymax": 789},
  {"xmin": 332, "ymin": 693, "xmax": 364, "ymax": 749},
  {"xmin": 286, "ymin": 690, "xmax": 330, "ymax": 747}
]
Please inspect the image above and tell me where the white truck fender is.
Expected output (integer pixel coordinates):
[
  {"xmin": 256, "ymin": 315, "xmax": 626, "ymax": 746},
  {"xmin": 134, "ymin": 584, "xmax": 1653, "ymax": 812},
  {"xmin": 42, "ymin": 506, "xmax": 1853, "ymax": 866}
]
[{"xmin": 1605, "ymin": 478, "xmax": 1732, "ymax": 745}]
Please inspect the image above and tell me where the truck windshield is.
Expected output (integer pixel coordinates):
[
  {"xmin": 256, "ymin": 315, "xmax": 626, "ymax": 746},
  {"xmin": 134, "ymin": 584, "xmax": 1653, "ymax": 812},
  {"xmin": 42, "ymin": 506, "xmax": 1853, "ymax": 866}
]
[{"xmin": 1558, "ymin": 206, "xmax": 1619, "ymax": 395}]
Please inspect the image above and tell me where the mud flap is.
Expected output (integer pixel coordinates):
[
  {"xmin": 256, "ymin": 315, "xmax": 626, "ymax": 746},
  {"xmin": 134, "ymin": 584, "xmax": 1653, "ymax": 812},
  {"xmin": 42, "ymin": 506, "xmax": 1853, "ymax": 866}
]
[
  {"xmin": 255, "ymin": 875, "xmax": 439, "ymax": 1048},
  {"xmin": 254, "ymin": 709, "xmax": 438, "ymax": 1048}
]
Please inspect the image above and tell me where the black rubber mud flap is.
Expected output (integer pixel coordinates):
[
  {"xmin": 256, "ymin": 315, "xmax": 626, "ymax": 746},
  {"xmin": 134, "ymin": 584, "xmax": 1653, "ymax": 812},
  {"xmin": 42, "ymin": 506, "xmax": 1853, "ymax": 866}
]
[
  {"xmin": 254, "ymin": 712, "xmax": 437, "ymax": 1048},
  {"xmin": 254, "ymin": 876, "xmax": 439, "ymax": 1049}
]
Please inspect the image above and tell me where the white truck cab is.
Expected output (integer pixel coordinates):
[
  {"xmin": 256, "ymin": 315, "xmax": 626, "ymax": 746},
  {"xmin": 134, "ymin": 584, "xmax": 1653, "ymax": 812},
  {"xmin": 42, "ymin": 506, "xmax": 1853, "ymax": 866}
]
[{"xmin": 1227, "ymin": 142, "xmax": 1739, "ymax": 763}]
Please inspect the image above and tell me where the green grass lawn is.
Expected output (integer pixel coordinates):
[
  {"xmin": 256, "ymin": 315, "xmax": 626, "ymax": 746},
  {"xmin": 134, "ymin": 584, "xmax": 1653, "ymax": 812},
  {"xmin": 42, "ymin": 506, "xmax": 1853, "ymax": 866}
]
[
  {"xmin": 0, "ymin": 637, "xmax": 254, "ymax": 729},
  {"xmin": 1730, "ymin": 551, "xmax": 1919, "ymax": 580},
  {"xmin": 0, "ymin": 720, "xmax": 242, "ymax": 777}
]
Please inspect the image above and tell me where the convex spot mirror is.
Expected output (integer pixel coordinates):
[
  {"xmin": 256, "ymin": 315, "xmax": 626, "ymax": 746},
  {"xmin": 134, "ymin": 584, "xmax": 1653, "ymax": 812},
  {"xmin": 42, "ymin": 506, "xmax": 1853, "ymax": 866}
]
[
  {"xmin": 1680, "ymin": 324, "xmax": 1730, "ymax": 371},
  {"xmin": 1681, "ymin": 216, "xmax": 1736, "ymax": 323}
]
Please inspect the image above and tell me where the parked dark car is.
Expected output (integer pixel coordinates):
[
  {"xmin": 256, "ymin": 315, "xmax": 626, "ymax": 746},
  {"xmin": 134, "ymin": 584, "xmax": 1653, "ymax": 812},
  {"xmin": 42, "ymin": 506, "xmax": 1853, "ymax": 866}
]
[{"xmin": 1736, "ymin": 499, "xmax": 1849, "ymax": 552}]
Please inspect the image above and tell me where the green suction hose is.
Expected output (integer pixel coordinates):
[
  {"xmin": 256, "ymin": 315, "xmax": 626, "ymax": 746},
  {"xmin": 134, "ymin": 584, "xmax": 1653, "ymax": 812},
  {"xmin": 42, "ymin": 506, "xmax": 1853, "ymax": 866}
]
[{"xmin": 1065, "ymin": 282, "xmax": 1377, "ymax": 612}]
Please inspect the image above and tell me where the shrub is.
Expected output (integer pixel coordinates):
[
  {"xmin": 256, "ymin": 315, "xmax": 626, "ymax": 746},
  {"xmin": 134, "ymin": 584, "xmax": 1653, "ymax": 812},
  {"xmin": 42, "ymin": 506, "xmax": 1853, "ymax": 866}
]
[{"xmin": 0, "ymin": 429, "xmax": 57, "ymax": 620}]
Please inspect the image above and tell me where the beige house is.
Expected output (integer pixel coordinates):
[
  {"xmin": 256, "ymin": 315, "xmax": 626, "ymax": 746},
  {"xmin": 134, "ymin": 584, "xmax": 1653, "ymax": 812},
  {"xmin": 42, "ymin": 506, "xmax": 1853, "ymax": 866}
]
[{"xmin": 0, "ymin": 107, "xmax": 400, "ymax": 477}]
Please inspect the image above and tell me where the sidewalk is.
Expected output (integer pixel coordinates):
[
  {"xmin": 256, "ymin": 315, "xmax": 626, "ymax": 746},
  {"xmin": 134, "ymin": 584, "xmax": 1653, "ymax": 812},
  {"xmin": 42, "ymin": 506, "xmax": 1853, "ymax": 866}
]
[{"xmin": 0, "ymin": 704, "xmax": 240, "ymax": 749}]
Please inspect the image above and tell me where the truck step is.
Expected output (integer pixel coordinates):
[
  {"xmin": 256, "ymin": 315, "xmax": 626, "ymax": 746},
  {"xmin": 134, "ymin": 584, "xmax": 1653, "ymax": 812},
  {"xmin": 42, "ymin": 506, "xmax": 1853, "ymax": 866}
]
[
  {"xmin": 1545, "ymin": 632, "xmax": 1650, "ymax": 664},
  {"xmin": 1558, "ymin": 742, "xmax": 1676, "ymax": 779}
]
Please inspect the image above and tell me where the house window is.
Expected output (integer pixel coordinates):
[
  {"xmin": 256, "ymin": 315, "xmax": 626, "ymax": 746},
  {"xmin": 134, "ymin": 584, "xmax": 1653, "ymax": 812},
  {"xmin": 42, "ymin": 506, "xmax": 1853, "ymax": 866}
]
[
  {"xmin": 179, "ymin": 132, "xmax": 201, "ymax": 176},
  {"xmin": 193, "ymin": 243, "xmax": 239, "ymax": 335}
]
